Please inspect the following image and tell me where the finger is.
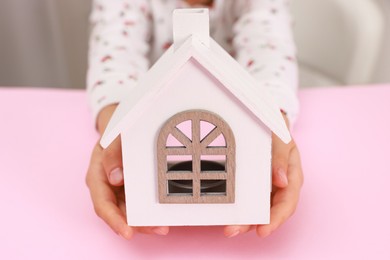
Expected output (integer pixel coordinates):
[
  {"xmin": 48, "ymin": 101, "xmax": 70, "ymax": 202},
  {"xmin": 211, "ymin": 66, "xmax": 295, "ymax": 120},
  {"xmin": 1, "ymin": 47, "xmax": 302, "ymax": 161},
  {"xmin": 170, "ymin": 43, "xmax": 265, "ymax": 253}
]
[
  {"xmin": 89, "ymin": 177, "xmax": 134, "ymax": 239},
  {"xmin": 135, "ymin": 226, "xmax": 170, "ymax": 236},
  {"xmin": 223, "ymin": 225, "xmax": 254, "ymax": 238},
  {"xmin": 256, "ymin": 195, "xmax": 295, "ymax": 237},
  {"xmin": 117, "ymin": 197, "xmax": 127, "ymax": 215},
  {"xmin": 271, "ymin": 133, "xmax": 291, "ymax": 188},
  {"xmin": 257, "ymin": 148, "xmax": 303, "ymax": 237},
  {"xmin": 101, "ymin": 136, "xmax": 124, "ymax": 186},
  {"xmin": 86, "ymin": 145, "xmax": 133, "ymax": 239},
  {"xmin": 95, "ymin": 198, "xmax": 134, "ymax": 240}
]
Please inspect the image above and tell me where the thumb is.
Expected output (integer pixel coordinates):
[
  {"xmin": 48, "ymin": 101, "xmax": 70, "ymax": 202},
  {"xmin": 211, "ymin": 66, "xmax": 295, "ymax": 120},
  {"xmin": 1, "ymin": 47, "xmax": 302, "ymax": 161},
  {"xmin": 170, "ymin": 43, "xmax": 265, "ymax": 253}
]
[
  {"xmin": 271, "ymin": 133, "xmax": 290, "ymax": 188},
  {"xmin": 102, "ymin": 136, "xmax": 124, "ymax": 186}
]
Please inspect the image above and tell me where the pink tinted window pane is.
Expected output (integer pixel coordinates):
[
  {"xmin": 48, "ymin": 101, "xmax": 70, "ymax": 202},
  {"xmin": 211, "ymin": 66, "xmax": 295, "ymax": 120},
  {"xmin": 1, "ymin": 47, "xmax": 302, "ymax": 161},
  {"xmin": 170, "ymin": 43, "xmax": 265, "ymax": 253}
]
[
  {"xmin": 167, "ymin": 155, "xmax": 193, "ymax": 172},
  {"xmin": 200, "ymin": 155, "xmax": 226, "ymax": 172},
  {"xmin": 207, "ymin": 133, "xmax": 226, "ymax": 147},
  {"xmin": 200, "ymin": 120, "xmax": 216, "ymax": 141},
  {"xmin": 166, "ymin": 134, "xmax": 184, "ymax": 147},
  {"xmin": 176, "ymin": 120, "xmax": 192, "ymax": 141}
]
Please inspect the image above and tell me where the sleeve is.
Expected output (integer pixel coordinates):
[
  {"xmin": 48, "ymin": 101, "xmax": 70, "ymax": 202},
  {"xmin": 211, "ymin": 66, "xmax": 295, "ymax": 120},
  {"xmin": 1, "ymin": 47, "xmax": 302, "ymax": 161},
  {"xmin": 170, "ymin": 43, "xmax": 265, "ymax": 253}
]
[
  {"xmin": 87, "ymin": 0, "xmax": 152, "ymax": 123},
  {"xmin": 233, "ymin": 0, "xmax": 299, "ymax": 124}
]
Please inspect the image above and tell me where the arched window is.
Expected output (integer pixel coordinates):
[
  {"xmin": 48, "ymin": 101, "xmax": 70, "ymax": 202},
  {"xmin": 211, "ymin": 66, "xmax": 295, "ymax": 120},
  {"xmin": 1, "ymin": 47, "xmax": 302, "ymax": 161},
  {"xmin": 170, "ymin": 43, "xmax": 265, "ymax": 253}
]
[{"xmin": 157, "ymin": 110, "xmax": 235, "ymax": 204}]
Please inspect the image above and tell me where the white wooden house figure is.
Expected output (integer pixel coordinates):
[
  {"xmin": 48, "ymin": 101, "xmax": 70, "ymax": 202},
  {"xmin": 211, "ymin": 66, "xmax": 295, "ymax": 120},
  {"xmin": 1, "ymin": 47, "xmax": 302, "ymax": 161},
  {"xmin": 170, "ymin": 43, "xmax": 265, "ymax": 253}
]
[{"xmin": 100, "ymin": 9, "xmax": 291, "ymax": 227}]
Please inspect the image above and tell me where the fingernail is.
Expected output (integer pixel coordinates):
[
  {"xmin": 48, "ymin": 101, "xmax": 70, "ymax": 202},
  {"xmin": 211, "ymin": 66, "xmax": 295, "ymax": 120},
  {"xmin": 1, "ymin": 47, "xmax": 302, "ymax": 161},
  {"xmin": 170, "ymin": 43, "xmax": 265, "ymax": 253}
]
[
  {"xmin": 152, "ymin": 227, "xmax": 168, "ymax": 236},
  {"xmin": 227, "ymin": 230, "xmax": 240, "ymax": 238},
  {"xmin": 110, "ymin": 168, "xmax": 123, "ymax": 184},
  {"xmin": 278, "ymin": 168, "xmax": 288, "ymax": 186}
]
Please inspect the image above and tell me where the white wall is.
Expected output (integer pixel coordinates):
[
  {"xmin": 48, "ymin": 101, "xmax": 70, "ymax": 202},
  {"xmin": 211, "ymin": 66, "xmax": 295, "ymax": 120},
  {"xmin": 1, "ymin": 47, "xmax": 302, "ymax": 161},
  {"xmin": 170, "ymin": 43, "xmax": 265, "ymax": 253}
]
[{"xmin": 0, "ymin": 0, "xmax": 388, "ymax": 88}]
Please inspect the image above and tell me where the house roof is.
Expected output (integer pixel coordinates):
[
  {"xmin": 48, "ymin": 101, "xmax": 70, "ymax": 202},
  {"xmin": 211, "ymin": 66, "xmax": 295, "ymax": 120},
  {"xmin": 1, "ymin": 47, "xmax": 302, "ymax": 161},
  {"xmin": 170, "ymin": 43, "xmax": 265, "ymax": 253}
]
[{"xmin": 100, "ymin": 35, "xmax": 291, "ymax": 148}]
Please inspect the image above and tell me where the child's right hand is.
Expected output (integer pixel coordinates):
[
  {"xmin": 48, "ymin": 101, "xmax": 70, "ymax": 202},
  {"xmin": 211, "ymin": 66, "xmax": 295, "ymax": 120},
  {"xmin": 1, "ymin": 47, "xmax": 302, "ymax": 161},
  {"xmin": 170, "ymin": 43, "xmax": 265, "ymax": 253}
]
[{"xmin": 85, "ymin": 105, "xmax": 169, "ymax": 239}]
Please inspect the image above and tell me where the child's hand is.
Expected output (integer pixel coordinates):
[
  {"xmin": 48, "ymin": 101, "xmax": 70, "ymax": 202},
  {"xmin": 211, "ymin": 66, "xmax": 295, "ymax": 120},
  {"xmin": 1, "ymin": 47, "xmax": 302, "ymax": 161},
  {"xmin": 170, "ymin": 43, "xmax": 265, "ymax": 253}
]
[
  {"xmin": 85, "ymin": 105, "xmax": 169, "ymax": 239},
  {"xmin": 224, "ymin": 115, "xmax": 304, "ymax": 238}
]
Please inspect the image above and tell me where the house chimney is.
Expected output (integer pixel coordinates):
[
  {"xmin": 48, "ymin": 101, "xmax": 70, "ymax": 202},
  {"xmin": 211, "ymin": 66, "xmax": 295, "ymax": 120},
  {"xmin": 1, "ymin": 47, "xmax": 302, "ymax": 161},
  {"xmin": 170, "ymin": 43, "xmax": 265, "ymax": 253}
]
[{"xmin": 173, "ymin": 8, "xmax": 210, "ymax": 50}]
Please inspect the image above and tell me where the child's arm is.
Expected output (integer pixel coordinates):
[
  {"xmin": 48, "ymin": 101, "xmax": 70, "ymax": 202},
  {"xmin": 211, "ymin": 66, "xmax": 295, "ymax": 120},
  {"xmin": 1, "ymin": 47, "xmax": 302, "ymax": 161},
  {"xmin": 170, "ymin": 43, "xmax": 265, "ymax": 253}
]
[
  {"xmin": 86, "ymin": 0, "xmax": 169, "ymax": 238},
  {"xmin": 224, "ymin": 0, "xmax": 303, "ymax": 237},
  {"xmin": 87, "ymin": 0, "xmax": 152, "ymax": 124},
  {"xmin": 232, "ymin": 0, "xmax": 299, "ymax": 124}
]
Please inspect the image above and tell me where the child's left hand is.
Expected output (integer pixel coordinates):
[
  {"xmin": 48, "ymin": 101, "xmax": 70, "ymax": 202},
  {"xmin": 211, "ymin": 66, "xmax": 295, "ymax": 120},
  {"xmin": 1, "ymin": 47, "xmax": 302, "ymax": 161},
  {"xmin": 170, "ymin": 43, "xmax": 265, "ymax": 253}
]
[{"xmin": 224, "ymin": 115, "xmax": 304, "ymax": 238}]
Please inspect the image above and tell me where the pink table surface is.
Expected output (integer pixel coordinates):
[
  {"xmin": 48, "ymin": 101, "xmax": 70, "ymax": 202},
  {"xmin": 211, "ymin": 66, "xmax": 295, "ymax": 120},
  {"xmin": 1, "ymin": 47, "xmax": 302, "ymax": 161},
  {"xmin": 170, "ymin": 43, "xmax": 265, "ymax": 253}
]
[{"xmin": 1, "ymin": 85, "xmax": 390, "ymax": 259}]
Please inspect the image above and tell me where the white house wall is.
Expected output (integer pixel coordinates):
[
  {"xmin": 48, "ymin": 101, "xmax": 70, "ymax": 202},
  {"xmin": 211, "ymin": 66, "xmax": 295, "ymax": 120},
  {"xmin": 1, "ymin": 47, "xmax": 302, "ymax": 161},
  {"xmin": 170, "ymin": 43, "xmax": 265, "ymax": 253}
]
[{"xmin": 122, "ymin": 58, "xmax": 271, "ymax": 226}]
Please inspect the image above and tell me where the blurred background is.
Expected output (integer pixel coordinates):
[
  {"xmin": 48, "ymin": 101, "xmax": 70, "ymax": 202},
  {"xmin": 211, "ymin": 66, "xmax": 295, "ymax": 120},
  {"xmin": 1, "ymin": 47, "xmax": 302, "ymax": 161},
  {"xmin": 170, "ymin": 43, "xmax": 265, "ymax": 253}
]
[{"xmin": 0, "ymin": 0, "xmax": 389, "ymax": 89}]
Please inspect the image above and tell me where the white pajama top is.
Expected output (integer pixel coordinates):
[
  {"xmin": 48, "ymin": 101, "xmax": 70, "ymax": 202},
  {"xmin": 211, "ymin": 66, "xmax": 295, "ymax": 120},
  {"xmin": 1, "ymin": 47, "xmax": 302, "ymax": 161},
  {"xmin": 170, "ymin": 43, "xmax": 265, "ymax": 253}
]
[{"xmin": 87, "ymin": 0, "xmax": 299, "ymax": 124}]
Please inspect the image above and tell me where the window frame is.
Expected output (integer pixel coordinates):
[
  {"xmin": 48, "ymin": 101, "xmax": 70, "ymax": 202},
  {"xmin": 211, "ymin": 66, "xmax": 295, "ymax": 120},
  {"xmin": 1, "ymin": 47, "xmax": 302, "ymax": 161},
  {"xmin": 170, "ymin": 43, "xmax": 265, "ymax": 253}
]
[{"xmin": 157, "ymin": 110, "xmax": 235, "ymax": 204}]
